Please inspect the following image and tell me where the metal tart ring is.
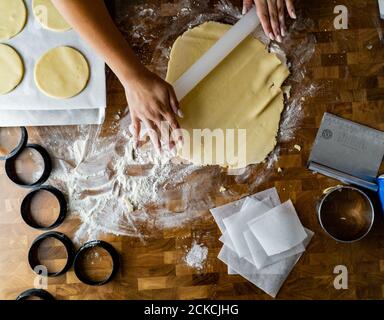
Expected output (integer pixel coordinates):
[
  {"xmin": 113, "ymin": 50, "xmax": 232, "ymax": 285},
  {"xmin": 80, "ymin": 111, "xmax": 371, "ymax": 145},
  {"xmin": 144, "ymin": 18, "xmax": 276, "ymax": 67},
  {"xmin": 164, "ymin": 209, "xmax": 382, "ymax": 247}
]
[
  {"xmin": 21, "ymin": 185, "xmax": 67, "ymax": 230},
  {"xmin": 74, "ymin": 240, "xmax": 119, "ymax": 286},
  {"xmin": 16, "ymin": 288, "xmax": 54, "ymax": 300},
  {"xmin": 0, "ymin": 127, "xmax": 28, "ymax": 161},
  {"xmin": 28, "ymin": 231, "xmax": 75, "ymax": 277},
  {"xmin": 5, "ymin": 144, "xmax": 52, "ymax": 188}
]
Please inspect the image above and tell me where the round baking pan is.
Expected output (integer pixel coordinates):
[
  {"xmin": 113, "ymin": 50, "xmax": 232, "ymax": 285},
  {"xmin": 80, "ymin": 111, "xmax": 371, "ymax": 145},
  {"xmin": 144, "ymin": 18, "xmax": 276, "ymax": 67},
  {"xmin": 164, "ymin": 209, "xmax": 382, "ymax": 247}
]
[
  {"xmin": 317, "ymin": 185, "xmax": 374, "ymax": 243},
  {"xmin": 5, "ymin": 144, "xmax": 52, "ymax": 188},
  {"xmin": 21, "ymin": 185, "xmax": 67, "ymax": 230},
  {"xmin": 16, "ymin": 288, "xmax": 54, "ymax": 300},
  {"xmin": 0, "ymin": 127, "xmax": 28, "ymax": 161},
  {"xmin": 74, "ymin": 240, "xmax": 119, "ymax": 286},
  {"xmin": 28, "ymin": 231, "xmax": 75, "ymax": 277}
]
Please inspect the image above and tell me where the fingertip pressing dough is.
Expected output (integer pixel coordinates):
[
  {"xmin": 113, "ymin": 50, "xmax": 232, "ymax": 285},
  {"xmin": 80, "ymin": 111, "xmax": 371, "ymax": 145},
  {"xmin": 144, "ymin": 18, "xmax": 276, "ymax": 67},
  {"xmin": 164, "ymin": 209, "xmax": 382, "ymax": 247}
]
[
  {"xmin": 34, "ymin": 46, "xmax": 90, "ymax": 99},
  {"xmin": 0, "ymin": 0, "xmax": 27, "ymax": 40},
  {"xmin": 0, "ymin": 44, "xmax": 24, "ymax": 95},
  {"xmin": 166, "ymin": 22, "xmax": 290, "ymax": 169},
  {"xmin": 32, "ymin": 0, "xmax": 71, "ymax": 32}
]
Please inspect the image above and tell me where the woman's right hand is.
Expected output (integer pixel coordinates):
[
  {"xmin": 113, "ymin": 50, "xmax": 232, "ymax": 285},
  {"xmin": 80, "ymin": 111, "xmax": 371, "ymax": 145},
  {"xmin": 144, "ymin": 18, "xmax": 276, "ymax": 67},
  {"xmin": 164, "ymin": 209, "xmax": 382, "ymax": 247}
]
[{"xmin": 123, "ymin": 68, "xmax": 183, "ymax": 152}]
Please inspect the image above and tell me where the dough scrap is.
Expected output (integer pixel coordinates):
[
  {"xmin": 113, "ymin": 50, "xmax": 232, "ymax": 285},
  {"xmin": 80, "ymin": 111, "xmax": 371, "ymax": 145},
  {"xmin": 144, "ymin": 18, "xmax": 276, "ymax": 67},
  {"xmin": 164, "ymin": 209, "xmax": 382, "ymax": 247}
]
[
  {"xmin": 34, "ymin": 46, "xmax": 89, "ymax": 99},
  {"xmin": 0, "ymin": 44, "xmax": 24, "ymax": 95},
  {"xmin": 166, "ymin": 22, "xmax": 290, "ymax": 169},
  {"xmin": 32, "ymin": 0, "xmax": 71, "ymax": 32},
  {"xmin": 0, "ymin": 0, "xmax": 27, "ymax": 40}
]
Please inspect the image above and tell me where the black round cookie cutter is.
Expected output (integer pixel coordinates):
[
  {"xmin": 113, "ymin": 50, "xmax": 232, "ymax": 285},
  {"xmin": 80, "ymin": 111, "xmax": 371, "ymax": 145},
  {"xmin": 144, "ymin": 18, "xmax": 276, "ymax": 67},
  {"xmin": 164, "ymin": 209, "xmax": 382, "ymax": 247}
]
[
  {"xmin": 0, "ymin": 127, "xmax": 28, "ymax": 161},
  {"xmin": 28, "ymin": 231, "xmax": 75, "ymax": 277},
  {"xmin": 5, "ymin": 143, "xmax": 52, "ymax": 188},
  {"xmin": 21, "ymin": 185, "xmax": 67, "ymax": 230},
  {"xmin": 16, "ymin": 288, "xmax": 55, "ymax": 301},
  {"xmin": 73, "ymin": 240, "xmax": 120, "ymax": 286}
]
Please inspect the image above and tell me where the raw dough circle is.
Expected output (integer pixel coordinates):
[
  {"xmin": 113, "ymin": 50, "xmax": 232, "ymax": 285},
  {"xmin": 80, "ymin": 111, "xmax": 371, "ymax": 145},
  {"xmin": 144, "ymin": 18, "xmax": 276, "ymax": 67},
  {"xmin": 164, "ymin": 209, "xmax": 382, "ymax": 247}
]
[
  {"xmin": 0, "ymin": 44, "xmax": 24, "ymax": 95},
  {"xmin": 166, "ymin": 22, "xmax": 290, "ymax": 169},
  {"xmin": 0, "ymin": 0, "xmax": 27, "ymax": 40},
  {"xmin": 32, "ymin": 0, "xmax": 71, "ymax": 32},
  {"xmin": 34, "ymin": 46, "xmax": 90, "ymax": 99}
]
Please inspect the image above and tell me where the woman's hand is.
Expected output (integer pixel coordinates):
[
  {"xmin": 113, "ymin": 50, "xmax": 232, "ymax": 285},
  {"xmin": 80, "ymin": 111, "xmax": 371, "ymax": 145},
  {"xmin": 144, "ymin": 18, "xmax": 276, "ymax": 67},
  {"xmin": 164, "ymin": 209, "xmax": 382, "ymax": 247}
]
[
  {"xmin": 243, "ymin": 0, "xmax": 296, "ymax": 42},
  {"xmin": 123, "ymin": 68, "xmax": 182, "ymax": 152}
]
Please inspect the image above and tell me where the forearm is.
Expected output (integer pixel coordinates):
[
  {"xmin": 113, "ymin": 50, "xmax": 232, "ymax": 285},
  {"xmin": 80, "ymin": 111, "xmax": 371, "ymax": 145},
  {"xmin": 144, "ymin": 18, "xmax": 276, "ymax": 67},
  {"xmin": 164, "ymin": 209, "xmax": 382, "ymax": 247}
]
[
  {"xmin": 53, "ymin": 0, "xmax": 182, "ymax": 149},
  {"xmin": 52, "ymin": 0, "xmax": 145, "ymax": 84}
]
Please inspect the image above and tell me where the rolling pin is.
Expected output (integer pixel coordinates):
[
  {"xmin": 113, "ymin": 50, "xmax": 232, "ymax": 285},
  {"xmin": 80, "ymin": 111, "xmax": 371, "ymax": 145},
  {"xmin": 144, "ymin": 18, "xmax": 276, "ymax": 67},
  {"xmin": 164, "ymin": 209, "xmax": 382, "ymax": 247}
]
[{"xmin": 173, "ymin": 8, "xmax": 261, "ymax": 100}]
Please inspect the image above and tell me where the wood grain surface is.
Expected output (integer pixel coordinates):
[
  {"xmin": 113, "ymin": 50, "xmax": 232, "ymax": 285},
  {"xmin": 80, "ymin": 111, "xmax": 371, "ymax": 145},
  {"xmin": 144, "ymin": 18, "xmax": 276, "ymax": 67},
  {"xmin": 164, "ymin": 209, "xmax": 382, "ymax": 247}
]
[{"xmin": 1, "ymin": 0, "xmax": 384, "ymax": 300}]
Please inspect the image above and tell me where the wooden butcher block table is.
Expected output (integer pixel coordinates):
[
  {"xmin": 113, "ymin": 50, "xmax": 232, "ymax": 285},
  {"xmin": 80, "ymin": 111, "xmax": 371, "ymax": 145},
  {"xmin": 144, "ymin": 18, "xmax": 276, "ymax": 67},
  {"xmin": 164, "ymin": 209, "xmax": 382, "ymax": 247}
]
[{"xmin": 1, "ymin": 0, "xmax": 384, "ymax": 300}]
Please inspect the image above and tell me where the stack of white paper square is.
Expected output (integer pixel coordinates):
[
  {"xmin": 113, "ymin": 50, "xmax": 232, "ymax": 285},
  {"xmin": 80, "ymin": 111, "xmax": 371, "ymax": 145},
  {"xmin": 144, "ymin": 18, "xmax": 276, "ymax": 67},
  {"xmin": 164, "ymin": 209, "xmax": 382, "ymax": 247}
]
[{"xmin": 210, "ymin": 188, "xmax": 313, "ymax": 297}]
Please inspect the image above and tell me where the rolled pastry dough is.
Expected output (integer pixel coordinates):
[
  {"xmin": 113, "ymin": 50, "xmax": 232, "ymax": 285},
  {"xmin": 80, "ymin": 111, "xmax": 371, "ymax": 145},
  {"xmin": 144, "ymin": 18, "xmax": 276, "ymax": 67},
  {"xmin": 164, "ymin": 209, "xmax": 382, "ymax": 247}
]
[
  {"xmin": 32, "ymin": 0, "xmax": 71, "ymax": 32},
  {"xmin": 0, "ymin": 44, "xmax": 24, "ymax": 95},
  {"xmin": 166, "ymin": 22, "xmax": 289, "ymax": 169},
  {"xmin": 34, "ymin": 46, "xmax": 89, "ymax": 99},
  {"xmin": 0, "ymin": 0, "xmax": 27, "ymax": 40}
]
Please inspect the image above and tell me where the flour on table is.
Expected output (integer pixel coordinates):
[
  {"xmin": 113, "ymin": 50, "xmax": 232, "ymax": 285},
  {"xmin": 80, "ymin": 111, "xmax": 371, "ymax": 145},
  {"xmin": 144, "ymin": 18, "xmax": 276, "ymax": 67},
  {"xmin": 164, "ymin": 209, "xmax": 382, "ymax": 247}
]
[
  {"xmin": 184, "ymin": 241, "xmax": 208, "ymax": 270},
  {"xmin": 41, "ymin": 114, "xmax": 201, "ymax": 243}
]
